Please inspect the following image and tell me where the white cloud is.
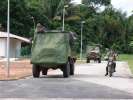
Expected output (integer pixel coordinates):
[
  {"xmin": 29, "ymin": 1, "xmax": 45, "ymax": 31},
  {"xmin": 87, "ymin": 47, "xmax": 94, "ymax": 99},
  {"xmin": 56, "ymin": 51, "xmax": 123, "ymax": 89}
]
[
  {"xmin": 72, "ymin": 0, "xmax": 81, "ymax": 4},
  {"xmin": 111, "ymin": 0, "xmax": 133, "ymax": 16}
]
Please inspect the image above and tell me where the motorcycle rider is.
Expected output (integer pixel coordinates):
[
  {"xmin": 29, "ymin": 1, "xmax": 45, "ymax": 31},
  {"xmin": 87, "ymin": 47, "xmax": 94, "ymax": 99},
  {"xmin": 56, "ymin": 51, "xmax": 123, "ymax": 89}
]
[{"xmin": 105, "ymin": 49, "xmax": 117, "ymax": 76}]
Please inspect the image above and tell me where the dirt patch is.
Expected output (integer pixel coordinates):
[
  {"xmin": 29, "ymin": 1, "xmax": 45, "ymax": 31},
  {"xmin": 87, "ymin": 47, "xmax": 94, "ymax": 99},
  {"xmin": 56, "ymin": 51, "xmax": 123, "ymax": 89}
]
[{"xmin": 0, "ymin": 59, "xmax": 32, "ymax": 80}]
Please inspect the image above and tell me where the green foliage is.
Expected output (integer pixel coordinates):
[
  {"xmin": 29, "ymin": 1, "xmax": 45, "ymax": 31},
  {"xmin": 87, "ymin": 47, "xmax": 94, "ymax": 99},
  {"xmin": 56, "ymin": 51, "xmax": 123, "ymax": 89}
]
[
  {"xmin": 21, "ymin": 46, "xmax": 31, "ymax": 57},
  {"xmin": 0, "ymin": 0, "xmax": 33, "ymax": 37},
  {"xmin": 0, "ymin": 0, "xmax": 133, "ymax": 54},
  {"xmin": 82, "ymin": 7, "xmax": 133, "ymax": 53},
  {"xmin": 118, "ymin": 54, "xmax": 133, "ymax": 73}
]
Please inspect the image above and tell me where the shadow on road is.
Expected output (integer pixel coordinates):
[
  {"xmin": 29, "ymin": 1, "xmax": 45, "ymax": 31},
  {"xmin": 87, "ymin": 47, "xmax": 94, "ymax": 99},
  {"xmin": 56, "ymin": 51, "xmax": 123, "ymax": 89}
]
[
  {"xmin": 74, "ymin": 74, "xmax": 133, "ymax": 79},
  {"xmin": 0, "ymin": 75, "xmax": 133, "ymax": 99},
  {"xmin": 38, "ymin": 73, "xmax": 132, "ymax": 79},
  {"xmin": 40, "ymin": 75, "xmax": 64, "ymax": 78}
]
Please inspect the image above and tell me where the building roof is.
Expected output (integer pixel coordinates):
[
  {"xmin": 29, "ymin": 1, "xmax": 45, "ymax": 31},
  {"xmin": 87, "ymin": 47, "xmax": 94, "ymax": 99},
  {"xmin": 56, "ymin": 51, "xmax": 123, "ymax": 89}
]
[{"xmin": 0, "ymin": 31, "xmax": 30, "ymax": 43}]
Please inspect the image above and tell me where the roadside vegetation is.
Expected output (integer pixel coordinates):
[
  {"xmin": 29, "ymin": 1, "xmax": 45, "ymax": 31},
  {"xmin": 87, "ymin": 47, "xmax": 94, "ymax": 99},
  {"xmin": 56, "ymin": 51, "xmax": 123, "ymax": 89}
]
[
  {"xmin": 118, "ymin": 54, "xmax": 133, "ymax": 74},
  {"xmin": 0, "ymin": 0, "xmax": 133, "ymax": 56}
]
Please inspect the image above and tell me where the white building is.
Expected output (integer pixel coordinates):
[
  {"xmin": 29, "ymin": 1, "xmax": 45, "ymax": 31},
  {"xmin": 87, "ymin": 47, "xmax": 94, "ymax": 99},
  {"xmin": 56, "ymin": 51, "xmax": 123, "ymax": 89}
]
[{"xmin": 0, "ymin": 31, "xmax": 30, "ymax": 58}]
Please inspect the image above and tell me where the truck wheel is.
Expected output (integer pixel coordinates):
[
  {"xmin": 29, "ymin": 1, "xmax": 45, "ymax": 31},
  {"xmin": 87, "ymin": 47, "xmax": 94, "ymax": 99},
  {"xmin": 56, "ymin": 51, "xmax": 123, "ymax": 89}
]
[
  {"xmin": 42, "ymin": 68, "xmax": 48, "ymax": 75},
  {"xmin": 63, "ymin": 62, "xmax": 70, "ymax": 78},
  {"xmin": 87, "ymin": 58, "xmax": 90, "ymax": 63},
  {"xmin": 109, "ymin": 72, "xmax": 112, "ymax": 77},
  {"xmin": 32, "ymin": 64, "xmax": 40, "ymax": 78},
  {"xmin": 98, "ymin": 58, "xmax": 101, "ymax": 63},
  {"xmin": 108, "ymin": 67, "xmax": 112, "ymax": 77},
  {"xmin": 70, "ymin": 63, "xmax": 74, "ymax": 75}
]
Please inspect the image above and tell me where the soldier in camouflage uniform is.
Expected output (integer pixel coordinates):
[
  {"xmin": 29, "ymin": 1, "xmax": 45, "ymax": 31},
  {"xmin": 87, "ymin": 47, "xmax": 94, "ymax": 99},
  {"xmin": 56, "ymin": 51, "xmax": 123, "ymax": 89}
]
[
  {"xmin": 36, "ymin": 23, "xmax": 46, "ymax": 33},
  {"xmin": 105, "ymin": 49, "xmax": 118, "ymax": 76}
]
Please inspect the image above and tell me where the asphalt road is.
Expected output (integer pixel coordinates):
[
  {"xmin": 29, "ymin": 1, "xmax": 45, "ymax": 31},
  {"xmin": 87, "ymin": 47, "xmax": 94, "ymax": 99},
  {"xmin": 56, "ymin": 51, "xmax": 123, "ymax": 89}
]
[{"xmin": 0, "ymin": 61, "xmax": 133, "ymax": 100}]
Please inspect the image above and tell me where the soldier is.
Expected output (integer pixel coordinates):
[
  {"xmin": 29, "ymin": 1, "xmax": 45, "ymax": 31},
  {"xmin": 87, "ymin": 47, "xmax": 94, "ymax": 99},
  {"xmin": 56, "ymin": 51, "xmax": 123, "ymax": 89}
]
[
  {"xmin": 108, "ymin": 49, "xmax": 117, "ymax": 61},
  {"xmin": 105, "ymin": 49, "xmax": 117, "ymax": 76},
  {"xmin": 36, "ymin": 23, "xmax": 46, "ymax": 33},
  {"xmin": 30, "ymin": 23, "xmax": 47, "ymax": 43}
]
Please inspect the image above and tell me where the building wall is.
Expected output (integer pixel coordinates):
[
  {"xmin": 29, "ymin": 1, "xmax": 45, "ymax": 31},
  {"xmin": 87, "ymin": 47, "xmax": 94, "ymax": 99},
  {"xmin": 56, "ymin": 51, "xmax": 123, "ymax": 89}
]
[
  {"xmin": 10, "ymin": 39, "xmax": 21, "ymax": 58},
  {"xmin": 0, "ymin": 38, "xmax": 6, "ymax": 58},
  {"xmin": 0, "ymin": 38, "xmax": 21, "ymax": 58}
]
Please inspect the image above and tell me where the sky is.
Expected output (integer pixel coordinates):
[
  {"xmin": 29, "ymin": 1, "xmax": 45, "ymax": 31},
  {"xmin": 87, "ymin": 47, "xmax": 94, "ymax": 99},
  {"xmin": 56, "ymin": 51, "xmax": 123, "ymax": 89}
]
[{"xmin": 73, "ymin": 0, "xmax": 133, "ymax": 16}]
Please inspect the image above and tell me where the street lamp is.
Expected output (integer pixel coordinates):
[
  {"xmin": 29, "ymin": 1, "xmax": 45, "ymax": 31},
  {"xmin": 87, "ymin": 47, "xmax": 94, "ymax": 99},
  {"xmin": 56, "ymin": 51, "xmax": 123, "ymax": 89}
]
[
  {"xmin": 6, "ymin": 0, "xmax": 10, "ymax": 77},
  {"xmin": 80, "ymin": 21, "xmax": 85, "ymax": 61},
  {"xmin": 62, "ymin": 5, "xmax": 68, "ymax": 31}
]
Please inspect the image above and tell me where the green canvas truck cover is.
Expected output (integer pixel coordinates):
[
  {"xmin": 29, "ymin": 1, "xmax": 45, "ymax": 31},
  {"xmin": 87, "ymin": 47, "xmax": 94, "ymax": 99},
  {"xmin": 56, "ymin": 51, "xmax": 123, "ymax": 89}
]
[{"xmin": 31, "ymin": 32, "xmax": 70, "ymax": 65}]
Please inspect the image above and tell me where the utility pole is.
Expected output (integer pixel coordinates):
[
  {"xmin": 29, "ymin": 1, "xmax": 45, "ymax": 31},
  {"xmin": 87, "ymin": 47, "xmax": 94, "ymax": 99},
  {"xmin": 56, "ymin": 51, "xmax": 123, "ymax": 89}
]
[
  {"xmin": 7, "ymin": 0, "xmax": 10, "ymax": 77},
  {"xmin": 80, "ymin": 21, "xmax": 85, "ymax": 61},
  {"xmin": 62, "ymin": 5, "xmax": 68, "ymax": 31}
]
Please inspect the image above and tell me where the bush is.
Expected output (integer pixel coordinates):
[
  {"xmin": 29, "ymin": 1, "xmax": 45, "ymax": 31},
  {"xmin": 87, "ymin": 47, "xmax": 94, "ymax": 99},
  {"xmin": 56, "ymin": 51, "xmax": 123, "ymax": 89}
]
[{"xmin": 21, "ymin": 46, "xmax": 31, "ymax": 57}]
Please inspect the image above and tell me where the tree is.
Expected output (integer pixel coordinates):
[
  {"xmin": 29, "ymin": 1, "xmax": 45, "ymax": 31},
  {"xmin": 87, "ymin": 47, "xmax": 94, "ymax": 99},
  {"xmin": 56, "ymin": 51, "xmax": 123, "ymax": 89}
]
[
  {"xmin": 0, "ymin": 0, "xmax": 33, "ymax": 37},
  {"xmin": 0, "ymin": 0, "xmax": 133, "ymax": 54}
]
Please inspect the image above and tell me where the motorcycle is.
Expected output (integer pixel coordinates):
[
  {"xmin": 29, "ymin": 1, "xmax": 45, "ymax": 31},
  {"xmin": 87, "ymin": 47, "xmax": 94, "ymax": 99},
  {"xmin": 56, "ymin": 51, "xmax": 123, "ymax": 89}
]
[{"xmin": 105, "ymin": 57, "xmax": 116, "ymax": 77}]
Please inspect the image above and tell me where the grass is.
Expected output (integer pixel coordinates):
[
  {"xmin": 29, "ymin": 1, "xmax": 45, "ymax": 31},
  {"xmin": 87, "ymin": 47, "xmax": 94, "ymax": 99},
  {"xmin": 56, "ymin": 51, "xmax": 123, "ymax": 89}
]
[
  {"xmin": 118, "ymin": 54, "xmax": 133, "ymax": 74},
  {"xmin": 76, "ymin": 59, "xmax": 86, "ymax": 64}
]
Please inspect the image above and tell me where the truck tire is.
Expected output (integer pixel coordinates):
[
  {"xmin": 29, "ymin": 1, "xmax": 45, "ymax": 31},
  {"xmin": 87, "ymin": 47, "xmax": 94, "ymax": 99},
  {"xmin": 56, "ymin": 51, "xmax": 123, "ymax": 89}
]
[
  {"xmin": 63, "ymin": 62, "xmax": 70, "ymax": 78},
  {"xmin": 42, "ymin": 68, "xmax": 48, "ymax": 75},
  {"xmin": 70, "ymin": 63, "xmax": 74, "ymax": 75},
  {"xmin": 108, "ymin": 67, "xmax": 112, "ymax": 77},
  {"xmin": 32, "ymin": 64, "xmax": 40, "ymax": 78},
  {"xmin": 98, "ymin": 58, "xmax": 101, "ymax": 63},
  {"xmin": 109, "ymin": 72, "xmax": 112, "ymax": 77},
  {"xmin": 87, "ymin": 58, "xmax": 90, "ymax": 63}
]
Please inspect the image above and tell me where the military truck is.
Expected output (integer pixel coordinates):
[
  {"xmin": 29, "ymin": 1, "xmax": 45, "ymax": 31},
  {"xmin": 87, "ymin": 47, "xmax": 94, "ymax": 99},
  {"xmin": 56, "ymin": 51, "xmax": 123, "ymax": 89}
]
[
  {"xmin": 86, "ymin": 45, "xmax": 101, "ymax": 63},
  {"xmin": 31, "ymin": 31, "xmax": 76, "ymax": 78}
]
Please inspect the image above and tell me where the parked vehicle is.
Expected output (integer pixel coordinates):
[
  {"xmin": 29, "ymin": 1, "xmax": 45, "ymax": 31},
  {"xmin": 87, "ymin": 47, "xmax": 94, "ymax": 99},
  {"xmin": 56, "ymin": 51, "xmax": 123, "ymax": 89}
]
[
  {"xmin": 86, "ymin": 45, "xmax": 101, "ymax": 63},
  {"xmin": 31, "ymin": 30, "xmax": 76, "ymax": 78}
]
